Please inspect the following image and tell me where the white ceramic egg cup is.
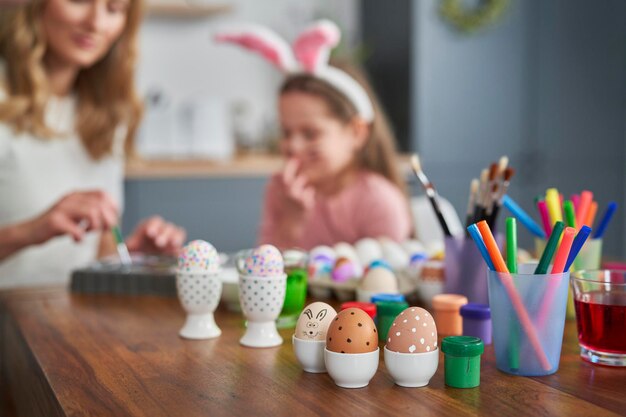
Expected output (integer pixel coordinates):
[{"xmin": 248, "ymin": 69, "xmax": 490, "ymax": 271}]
[
  {"xmin": 176, "ymin": 271, "xmax": 223, "ymax": 340},
  {"xmin": 384, "ymin": 346, "xmax": 439, "ymax": 387},
  {"xmin": 238, "ymin": 274, "xmax": 286, "ymax": 348},
  {"xmin": 324, "ymin": 348, "xmax": 380, "ymax": 388},
  {"xmin": 292, "ymin": 335, "xmax": 327, "ymax": 373}
]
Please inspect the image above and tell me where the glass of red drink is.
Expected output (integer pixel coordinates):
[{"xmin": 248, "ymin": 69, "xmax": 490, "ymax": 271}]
[{"xmin": 571, "ymin": 270, "xmax": 626, "ymax": 367}]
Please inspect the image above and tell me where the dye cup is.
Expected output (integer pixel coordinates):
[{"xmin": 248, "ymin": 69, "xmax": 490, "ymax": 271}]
[
  {"xmin": 444, "ymin": 235, "xmax": 503, "ymax": 304},
  {"xmin": 460, "ymin": 303, "xmax": 492, "ymax": 345},
  {"xmin": 571, "ymin": 270, "xmax": 626, "ymax": 367},
  {"xmin": 488, "ymin": 269, "xmax": 569, "ymax": 376},
  {"xmin": 441, "ymin": 336, "xmax": 484, "ymax": 388},
  {"xmin": 432, "ymin": 294, "xmax": 468, "ymax": 336},
  {"xmin": 340, "ymin": 301, "xmax": 376, "ymax": 320},
  {"xmin": 375, "ymin": 301, "xmax": 409, "ymax": 342},
  {"xmin": 276, "ymin": 267, "xmax": 307, "ymax": 329}
]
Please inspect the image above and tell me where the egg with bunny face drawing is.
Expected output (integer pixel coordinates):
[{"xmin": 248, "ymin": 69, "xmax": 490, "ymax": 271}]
[{"xmin": 295, "ymin": 302, "xmax": 337, "ymax": 341}]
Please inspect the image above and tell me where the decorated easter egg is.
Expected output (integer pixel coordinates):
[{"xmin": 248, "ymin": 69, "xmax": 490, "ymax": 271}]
[
  {"xmin": 295, "ymin": 302, "xmax": 337, "ymax": 341},
  {"xmin": 243, "ymin": 244, "xmax": 284, "ymax": 277},
  {"xmin": 326, "ymin": 308, "xmax": 378, "ymax": 354},
  {"xmin": 177, "ymin": 240, "xmax": 220, "ymax": 273},
  {"xmin": 367, "ymin": 259, "xmax": 393, "ymax": 273},
  {"xmin": 355, "ymin": 238, "xmax": 383, "ymax": 267},
  {"xmin": 386, "ymin": 307, "xmax": 438, "ymax": 353},
  {"xmin": 379, "ymin": 237, "xmax": 410, "ymax": 269},
  {"xmin": 331, "ymin": 257, "xmax": 360, "ymax": 282},
  {"xmin": 358, "ymin": 267, "xmax": 398, "ymax": 293},
  {"xmin": 309, "ymin": 245, "xmax": 336, "ymax": 266}
]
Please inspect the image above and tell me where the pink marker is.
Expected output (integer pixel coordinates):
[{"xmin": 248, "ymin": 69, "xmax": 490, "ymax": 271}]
[{"xmin": 537, "ymin": 200, "xmax": 552, "ymax": 237}]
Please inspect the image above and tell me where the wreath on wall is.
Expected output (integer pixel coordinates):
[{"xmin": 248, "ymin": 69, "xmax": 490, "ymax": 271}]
[{"xmin": 439, "ymin": 0, "xmax": 510, "ymax": 33}]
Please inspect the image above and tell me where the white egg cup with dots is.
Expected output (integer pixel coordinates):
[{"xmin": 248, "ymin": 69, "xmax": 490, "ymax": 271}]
[
  {"xmin": 176, "ymin": 271, "xmax": 223, "ymax": 340},
  {"xmin": 384, "ymin": 347, "xmax": 439, "ymax": 387},
  {"xmin": 238, "ymin": 274, "xmax": 286, "ymax": 348},
  {"xmin": 324, "ymin": 348, "xmax": 380, "ymax": 389}
]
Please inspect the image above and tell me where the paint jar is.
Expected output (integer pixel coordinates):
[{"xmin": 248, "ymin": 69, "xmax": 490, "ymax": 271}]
[
  {"xmin": 432, "ymin": 294, "xmax": 468, "ymax": 336},
  {"xmin": 375, "ymin": 301, "xmax": 409, "ymax": 342},
  {"xmin": 460, "ymin": 303, "xmax": 492, "ymax": 345},
  {"xmin": 441, "ymin": 336, "xmax": 484, "ymax": 388}
]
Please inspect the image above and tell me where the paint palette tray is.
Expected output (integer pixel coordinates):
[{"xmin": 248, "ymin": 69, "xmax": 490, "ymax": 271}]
[{"xmin": 70, "ymin": 254, "xmax": 177, "ymax": 296}]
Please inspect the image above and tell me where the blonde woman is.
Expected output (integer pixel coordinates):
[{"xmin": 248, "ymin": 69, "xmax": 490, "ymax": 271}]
[{"xmin": 0, "ymin": 0, "xmax": 185, "ymax": 288}]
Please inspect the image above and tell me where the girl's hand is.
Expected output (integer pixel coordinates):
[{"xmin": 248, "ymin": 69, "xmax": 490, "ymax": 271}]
[
  {"xmin": 125, "ymin": 216, "xmax": 186, "ymax": 256},
  {"xmin": 30, "ymin": 190, "xmax": 119, "ymax": 244},
  {"xmin": 279, "ymin": 159, "xmax": 315, "ymax": 212}
]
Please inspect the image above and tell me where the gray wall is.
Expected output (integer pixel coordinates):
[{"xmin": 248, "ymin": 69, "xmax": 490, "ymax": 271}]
[
  {"xmin": 411, "ymin": 0, "xmax": 626, "ymax": 256},
  {"xmin": 123, "ymin": 177, "xmax": 268, "ymax": 252}
]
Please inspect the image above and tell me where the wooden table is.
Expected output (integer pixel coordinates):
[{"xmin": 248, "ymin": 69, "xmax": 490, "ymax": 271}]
[{"xmin": 1, "ymin": 288, "xmax": 625, "ymax": 417}]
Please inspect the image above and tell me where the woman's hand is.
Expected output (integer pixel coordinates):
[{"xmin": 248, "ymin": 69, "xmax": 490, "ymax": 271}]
[
  {"xmin": 31, "ymin": 190, "xmax": 119, "ymax": 243},
  {"xmin": 0, "ymin": 190, "xmax": 119, "ymax": 261},
  {"xmin": 125, "ymin": 216, "xmax": 186, "ymax": 256}
]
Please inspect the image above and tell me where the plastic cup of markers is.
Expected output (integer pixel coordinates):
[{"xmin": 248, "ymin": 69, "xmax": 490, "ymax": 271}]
[
  {"xmin": 441, "ymin": 336, "xmax": 484, "ymax": 388},
  {"xmin": 571, "ymin": 270, "xmax": 626, "ymax": 367},
  {"xmin": 534, "ymin": 237, "xmax": 579, "ymax": 320},
  {"xmin": 488, "ymin": 268, "xmax": 569, "ymax": 376}
]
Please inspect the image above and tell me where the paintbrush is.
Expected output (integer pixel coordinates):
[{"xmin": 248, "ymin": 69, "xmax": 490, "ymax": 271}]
[
  {"xmin": 488, "ymin": 166, "xmax": 516, "ymax": 228},
  {"xmin": 410, "ymin": 154, "xmax": 452, "ymax": 236},
  {"xmin": 465, "ymin": 178, "xmax": 479, "ymax": 228}
]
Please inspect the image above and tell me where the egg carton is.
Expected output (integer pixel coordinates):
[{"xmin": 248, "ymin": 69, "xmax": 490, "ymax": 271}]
[{"xmin": 307, "ymin": 268, "xmax": 420, "ymax": 302}]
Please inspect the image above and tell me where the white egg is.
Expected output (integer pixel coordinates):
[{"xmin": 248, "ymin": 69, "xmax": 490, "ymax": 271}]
[
  {"xmin": 402, "ymin": 239, "xmax": 426, "ymax": 256},
  {"xmin": 379, "ymin": 237, "xmax": 410, "ymax": 269},
  {"xmin": 358, "ymin": 267, "xmax": 399, "ymax": 293},
  {"xmin": 333, "ymin": 242, "xmax": 359, "ymax": 264},
  {"xmin": 355, "ymin": 238, "xmax": 383, "ymax": 266}
]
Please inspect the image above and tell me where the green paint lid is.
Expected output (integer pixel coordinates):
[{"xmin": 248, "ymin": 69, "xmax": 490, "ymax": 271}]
[
  {"xmin": 441, "ymin": 336, "xmax": 484, "ymax": 357},
  {"xmin": 375, "ymin": 301, "xmax": 409, "ymax": 316}
]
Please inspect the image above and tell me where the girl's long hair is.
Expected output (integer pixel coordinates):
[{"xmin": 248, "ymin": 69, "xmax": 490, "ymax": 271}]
[
  {"xmin": 0, "ymin": 0, "xmax": 143, "ymax": 159},
  {"xmin": 280, "ymin": 62, "xmax": 406, "ymax": 194}
]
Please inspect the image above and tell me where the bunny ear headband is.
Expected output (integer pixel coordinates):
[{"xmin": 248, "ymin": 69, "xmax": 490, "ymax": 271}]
[{"xmin": 215, "ymin": 20, "xmax": 375, "ymax": 123}]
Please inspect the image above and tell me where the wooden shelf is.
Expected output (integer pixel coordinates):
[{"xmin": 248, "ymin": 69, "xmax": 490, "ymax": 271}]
[
  {"xmin": 125, "ymin": 154, "xmax": 413, "ymax": 180},
  {"xmin": 145, "ymin": 2, "xmax": 232, "ymax": 18},
  {"xmin": 125, "ymin": 154, "xmax": 283, "ymax": 179}
]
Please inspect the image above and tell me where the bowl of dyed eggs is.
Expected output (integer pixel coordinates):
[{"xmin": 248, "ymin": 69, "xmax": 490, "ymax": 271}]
[
  {"xmin": 292, "ymin": 302, "xmax": 337, "ymax": 373},
  {"xmin": 384, "ymin": 306, "xmax": 439, "ymax": 387},
  {"xmin": 237, "ymin": 244, "xmax": 286, "ymax": 348},
  {"xmin": 176, "ymin": 240, "xmax": 223, "ymax": 339},
  {"xmin": 324, "ymin": 308, "xmax": 380, "ymax": 388}
]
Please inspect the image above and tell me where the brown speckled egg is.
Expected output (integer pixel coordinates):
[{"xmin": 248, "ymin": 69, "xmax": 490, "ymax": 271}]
[
  {"xmin": 386, "ymin": 307, "xmax": 437, "ymax": 353},
  {"xmin": 326, "ymin": 308, "xmax": 378, "ymax": 354}
]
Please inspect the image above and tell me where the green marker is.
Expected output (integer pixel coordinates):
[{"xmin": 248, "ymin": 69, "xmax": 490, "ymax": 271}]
[
  {"xmin": 505, "ymin": 217, "xmax": 520, "ymax": 370},
  {"xmin": 112, "ymin": 225, "xmax": 132, "ymax": 266},
  {"xmin": 534, "ymin": 221, "xmax": 564, "ymax": 274},
  {"xmin": 563, "ymin": 200, "xmax": 577, "ymax": 229}
]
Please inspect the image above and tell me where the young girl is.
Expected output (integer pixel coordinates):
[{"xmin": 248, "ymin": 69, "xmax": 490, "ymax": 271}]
[
  {"xmin": 0, "ymin": 0, "xmax": 185, "ymax": 287},
  {"xmin": 217, "ymin": 20, "xmax": 412, "ymax": 250}
]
